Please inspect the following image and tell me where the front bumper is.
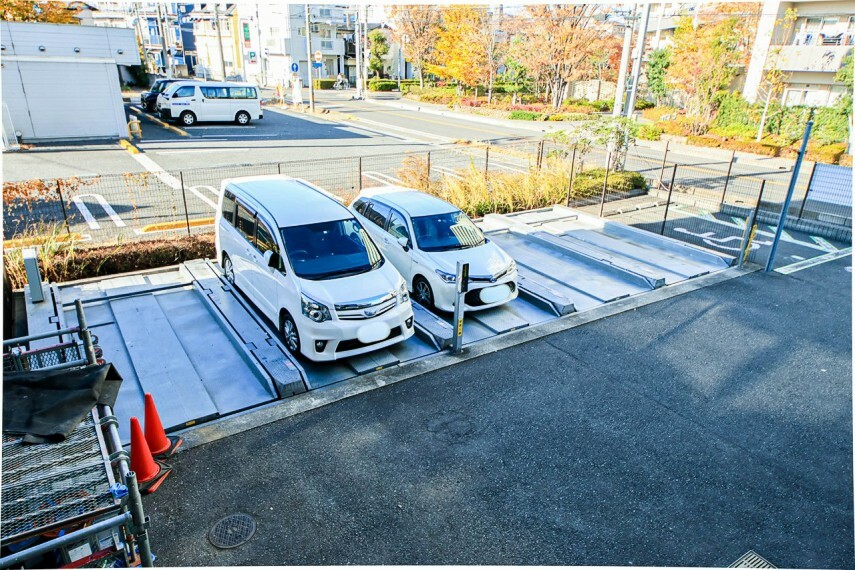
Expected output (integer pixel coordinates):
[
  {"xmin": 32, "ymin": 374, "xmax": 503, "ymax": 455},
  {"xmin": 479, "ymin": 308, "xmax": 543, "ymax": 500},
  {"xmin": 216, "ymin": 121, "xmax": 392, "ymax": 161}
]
[
  {"xmin": 432, "ymin": 272, "xmax": 519, "ymax": 312},
  {"xmin": 159, "ymin": 108, "xmax": 174, "ymax": 120},
  {"xmin": 298, "ymin": 302, "xmax": 414, "ymax": 362}
]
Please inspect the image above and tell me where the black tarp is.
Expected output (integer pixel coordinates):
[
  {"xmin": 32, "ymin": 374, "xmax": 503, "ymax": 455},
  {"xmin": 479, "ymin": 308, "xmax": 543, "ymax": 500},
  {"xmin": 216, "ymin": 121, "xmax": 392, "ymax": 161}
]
[{"xmin": 3, "ymin": 363, "xmax": 123, "ymax": 443}]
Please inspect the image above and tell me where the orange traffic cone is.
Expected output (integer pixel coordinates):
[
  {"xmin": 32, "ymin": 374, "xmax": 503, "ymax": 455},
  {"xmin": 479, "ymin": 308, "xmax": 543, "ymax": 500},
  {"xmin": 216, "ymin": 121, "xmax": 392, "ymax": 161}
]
[
  {"xmin": 130, "ymin": 417, "xmax": 172, "ymax": 494},
  {"xmin": 144, "ymin": 393, "xmax": 183, "ymax": 458}
]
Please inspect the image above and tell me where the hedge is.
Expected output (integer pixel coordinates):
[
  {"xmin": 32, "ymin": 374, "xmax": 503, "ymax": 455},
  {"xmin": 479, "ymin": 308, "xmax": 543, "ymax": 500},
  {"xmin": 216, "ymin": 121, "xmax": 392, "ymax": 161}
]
[
  {"xmin": 313, "ymin": 79, "xmax": 336, "ymax": 90},
  {"xmin": 571, "ymin": 169, "xmax": 646, "ymax": 196},
  {"xmin": 547, "ymin": 113, "xmax": 597, "ymax": 122},
  {"xmin": 637, "ymin": 124, "xmax": 663, "ymax": 141},
  {"xmin": 509, "ymin": 110, "xmax": 543, "ymax": 121},
  {"xmin": 369, "ymin": 79, "xmax": 397, "ymax": 91}
]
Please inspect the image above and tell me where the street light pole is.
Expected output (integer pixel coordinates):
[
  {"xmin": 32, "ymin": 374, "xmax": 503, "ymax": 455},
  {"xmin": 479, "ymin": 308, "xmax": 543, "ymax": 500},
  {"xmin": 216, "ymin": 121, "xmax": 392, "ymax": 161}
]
[
  {"xmin": 213, "ymin": 3, "xmax": 227, "ymax": 80},
  {"xmin": 625, "ymin": 1, "xmax": 651, "ymax": 117},
  {"xmin": 354, "ymin": 7, "xmax": 363, "ymax": 99},
  {"xmin": 612, "ymin": 7, "xmax": 634, "ymax": 118},
  {"xmin": 305, "ymin": 4, "xmax": 315, "ymax": 112},
  {"xmin": 157, "ymin": 3, "xmax": 172, "ymax": 78}
]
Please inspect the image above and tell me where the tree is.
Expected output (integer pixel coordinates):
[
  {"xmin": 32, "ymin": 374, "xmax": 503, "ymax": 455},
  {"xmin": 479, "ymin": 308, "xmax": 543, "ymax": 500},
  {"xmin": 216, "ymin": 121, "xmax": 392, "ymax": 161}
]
[
  {"xmin": 427, "ymin": 6, "xmax": 487, "ymax": 90},
  {"xmin": 666, "ymin": 15, "xmax": 746, "ymax": 134},
  {"xmin": 756, "ymin": 8, "xmax": 797, "ymax": 141},
  {"xmin": 367, "ymin": 30, "xmax": 389, "ymax": 78},
  {"xmin": 646, "ymin": 48, "xmax": 670, "ymax": 106},
  {"xmin": 506, "ymin": 5, "xmax": 600, "ymax": 110},
  {"xmin": 389, "ymin": 5, "xmax": 440, "ymax": 89},
  {"xmin": 549, "ymin": 117, "xmax": 640, "ymax": 170},
  {"xmin": 1, "ymin": 0, "xmax": 78, "ymax": 23}
]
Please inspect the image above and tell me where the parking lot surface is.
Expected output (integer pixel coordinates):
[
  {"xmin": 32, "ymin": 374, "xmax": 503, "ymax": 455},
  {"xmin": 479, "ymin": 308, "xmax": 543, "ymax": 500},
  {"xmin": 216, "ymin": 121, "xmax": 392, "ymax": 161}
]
[{"xmin": 144, "ymin": 256, "xmax": 852, "ymax": 567}]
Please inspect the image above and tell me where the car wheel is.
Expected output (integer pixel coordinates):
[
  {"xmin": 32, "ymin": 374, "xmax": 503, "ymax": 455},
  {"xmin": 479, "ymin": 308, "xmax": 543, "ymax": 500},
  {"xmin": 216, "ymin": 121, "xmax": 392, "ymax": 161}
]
[
  {"xmin": 413, "ymin": 276, "xmax": 434, "ymax": 310},
  {"xmin": 235, "ymin": 111, "xmax": 251, "ymax": 125},
  {"xmin": 279, "ymin": 312, "xmax": 301, "ymax": 356},
  {"xmin": 222, "ymin": 253, "xmax": 236, "ymax": 285},
  {"xmin": 180, "ymin": 111, "xmax": 196, "ymax": 126}
]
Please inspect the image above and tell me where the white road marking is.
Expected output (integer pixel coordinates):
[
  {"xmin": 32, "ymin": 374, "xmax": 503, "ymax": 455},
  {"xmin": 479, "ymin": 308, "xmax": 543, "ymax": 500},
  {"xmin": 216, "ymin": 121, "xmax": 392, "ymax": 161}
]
[
  {"xmin": 730, "ymin": 216, "xmax": 747, "ymax": 228},
  {"xmin": 432, "ymin": 165, "xmax": 465, "ymax": 180},
  {"xmin": 131, "ymin": 152, "xmax": 218, "ymax": 210},
  {"xmin": 775, "ymin": 247, "xmax": 852, "ymax": 274},
  {"xmin": 674, "ymin": 227, "xmax": 772, "ymax": 252},
  {"xmin": 488, "ymin": 159, "xmax": 528, "ymax": 174},
  {"xmin": 810, "ymin": 236, "xmax": 839, "ymax": 252},
  {"xmin": 362, "ymin": 171, "xmax": 403, "ymax": 185},
  {"xmin": 72, "ymin": 193, "xmax": 126, "ymax": 229},
  {"xmin": 185, "ymin": 125, "xmax": 257, "ymax": 129},
  {"xmin": 156, "ymin": 148, "xmax": 251, "ymax": 155},
  {"xmin": 193, "ymin": 185, "xmax": 222, "ymax": 198},
  {"xmin": 672, "ymin": 211, "xmax": 828, "ymax": 252}
]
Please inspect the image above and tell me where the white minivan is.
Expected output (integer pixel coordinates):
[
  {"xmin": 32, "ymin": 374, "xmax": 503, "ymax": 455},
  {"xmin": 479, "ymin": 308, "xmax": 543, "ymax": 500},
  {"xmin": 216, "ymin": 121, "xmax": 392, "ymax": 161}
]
[
  {"xmin": 158, "ymin": 81, "xmax": 263, "ymax": 126},
  {"xmin": 216, "ymin": 176, "xmax": 414, "ymax": 362},
  {"xmin": 350, "ymin": 187, "xmax": 519, "ymax": 312}
]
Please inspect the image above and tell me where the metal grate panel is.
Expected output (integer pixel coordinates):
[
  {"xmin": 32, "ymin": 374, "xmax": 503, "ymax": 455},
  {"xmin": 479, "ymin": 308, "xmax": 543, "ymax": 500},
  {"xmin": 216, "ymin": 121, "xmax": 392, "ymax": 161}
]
[
  {"xmin": 1, "ymin": 413, "xmax": 119, "ymax": 543},
  {"xmin": 209, "ymin": 514, "xmax": 256, "ymax": 549},
  {"xmin": 3, "ymin": 342, "xmax": 83, "ymax": 372},
  {"xmin": 730, "ymin": 550, "xmax": 776, "ymax": 568}
]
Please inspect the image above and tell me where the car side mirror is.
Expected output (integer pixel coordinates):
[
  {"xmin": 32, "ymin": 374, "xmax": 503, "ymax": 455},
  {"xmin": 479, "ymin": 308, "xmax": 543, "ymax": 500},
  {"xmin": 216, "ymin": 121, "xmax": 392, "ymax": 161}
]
[
  {"xmin": 264, "ymin": 249, "xmax": 280, "ymax": 269},
  {"xmin": 397, "ymin": 236, "xmax": 410, "ymax": 251}
]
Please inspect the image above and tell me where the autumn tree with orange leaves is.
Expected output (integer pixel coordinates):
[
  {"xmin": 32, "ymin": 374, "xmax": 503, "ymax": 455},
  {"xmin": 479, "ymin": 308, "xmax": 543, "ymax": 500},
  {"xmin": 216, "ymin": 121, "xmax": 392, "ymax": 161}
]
[
  {"xmin": 1, "ymin": 1, "xmax": 78, "ymax": 23},
  {"xmin": 389, "ymin": 5, "xmax": 440, "ymax": 89},
  {"xmin": 427, "ymin": 6, "xmax": 488, "ymax": 91}
]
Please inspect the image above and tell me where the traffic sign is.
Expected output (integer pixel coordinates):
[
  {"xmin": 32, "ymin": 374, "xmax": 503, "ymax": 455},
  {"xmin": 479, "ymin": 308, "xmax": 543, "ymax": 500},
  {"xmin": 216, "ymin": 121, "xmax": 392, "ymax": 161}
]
[
  {"xmin": 312, "ymin": 62, "xmax": 322, "ymax": 68},
  {"xmin": 290, "ymin": 62, "xmax": 299, "ymax": 72},
  {"xmin": 314, "ymin": 50, "xmax": 323, "ymax": 63}
]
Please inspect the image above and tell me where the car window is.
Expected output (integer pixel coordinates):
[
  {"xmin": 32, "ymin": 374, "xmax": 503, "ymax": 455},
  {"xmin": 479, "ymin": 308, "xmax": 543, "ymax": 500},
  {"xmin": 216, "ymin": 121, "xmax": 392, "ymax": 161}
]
[
  {"xmin": 280, "ymin": 218, "xmax": 383, "ymax": 281},
  {"xmin": 256, "ymin": 217, "xmax": 277, "ymax": 255},
  {"xmin": 387, "ymin": 209, "xmax": 410, "ymax": 241},
  {"xmin": 235, "ymin": 203, "xmax": 256, "ymax": 244},
  {"xmin": 353, "ymin": 198, "xmax": 368, "ymax": 215},
  {"xmin": 201, "ymin": 86, "xmax": 229, "ymax": 99},
  {"xmin": 411, "ymin": 211, "xmax": 486, "ymax": 252},
  {"xmin": 221, "ymin": 190, "xmax": 236, "ymax": 225},
  {"xmin": 152, "ymin": 81, "xmax": 167, "ymax": 93},
  {"xmin": 173, "ymin": 86, "xmax": 195, "ymax": 98},
  {"xmin": 364, "ymin": 200, "xmax": 391, "ymax": 229},
  {"xmin": 229, "ymin": 87, "xmax": 257, "ymax": 99}
]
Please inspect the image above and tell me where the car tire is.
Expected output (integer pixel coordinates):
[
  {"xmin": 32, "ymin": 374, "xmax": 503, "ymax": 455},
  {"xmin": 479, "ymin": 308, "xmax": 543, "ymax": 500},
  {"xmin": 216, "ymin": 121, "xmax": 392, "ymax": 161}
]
[
  {"xmin": 279, "ymin": 311, "xmax": 301, "ymax": 356},
  {"xmin": 180, "ymin": 111, "xmax": 197, "ymax": 126},
  {"xmin": 412, "ymin": 276, "xmax": 435, "ymax": 310},
  {"xmin": 222, "ymin": 253, "xmax": 237, "ymax": 287},
  {"xmin": 235, "ymin": 111, "xmax": 251, "ymax": 125}
]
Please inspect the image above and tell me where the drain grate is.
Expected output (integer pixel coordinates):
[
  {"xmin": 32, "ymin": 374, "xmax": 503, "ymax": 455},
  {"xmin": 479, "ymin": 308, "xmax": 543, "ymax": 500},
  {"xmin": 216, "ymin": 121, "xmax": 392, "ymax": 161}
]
[
  {"xmin": 208, "ymin": 514, "xmax": 256, "ymax": 549},
  {"xmin": 730, "ymin": 550, "xmax": 776, "ymax": 568}
]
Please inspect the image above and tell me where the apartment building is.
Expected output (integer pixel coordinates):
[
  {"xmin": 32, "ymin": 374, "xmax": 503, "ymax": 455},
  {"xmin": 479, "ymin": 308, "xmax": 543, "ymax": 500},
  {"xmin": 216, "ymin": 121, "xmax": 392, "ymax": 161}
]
[{"xmin": 743, "ymin": 0, "xmax": 854, "ymax": 106}]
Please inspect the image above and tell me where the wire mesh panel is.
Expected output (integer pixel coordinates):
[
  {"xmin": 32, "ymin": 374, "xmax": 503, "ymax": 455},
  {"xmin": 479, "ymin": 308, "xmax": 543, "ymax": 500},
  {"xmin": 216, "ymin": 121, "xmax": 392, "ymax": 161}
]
[
  {"xmin": 1, "ymin": 414, "xmax": 118, "ymax": 543},
  {"xmin": 3, "ymin": 342, "xmax": 83, "ymax": 372}
]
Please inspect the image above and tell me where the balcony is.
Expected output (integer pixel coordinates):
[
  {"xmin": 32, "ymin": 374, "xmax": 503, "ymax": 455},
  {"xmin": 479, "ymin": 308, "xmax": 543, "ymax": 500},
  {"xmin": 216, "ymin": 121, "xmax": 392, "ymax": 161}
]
[{"xmin": 771, "ymin": 45, "xmax": 853, "ymax": 73}]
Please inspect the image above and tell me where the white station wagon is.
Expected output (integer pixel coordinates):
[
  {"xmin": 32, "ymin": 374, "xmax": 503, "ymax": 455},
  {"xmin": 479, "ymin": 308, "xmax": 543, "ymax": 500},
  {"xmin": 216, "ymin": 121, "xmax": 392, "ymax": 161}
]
[
  {"xmin": 216, "ymin": 176, "xmax": 414, "ymax": 362},
  {"xmin": 350, "ymin": 187, "xmax": 519, "ymax": 312}
]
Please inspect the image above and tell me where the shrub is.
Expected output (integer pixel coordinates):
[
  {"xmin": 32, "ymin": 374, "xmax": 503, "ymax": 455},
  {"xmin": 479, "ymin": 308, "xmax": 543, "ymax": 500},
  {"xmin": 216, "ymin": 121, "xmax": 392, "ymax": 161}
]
[
  {"xmin": 407, "ymin": 86, "xmax": 458, "ymax": 104},
  {"xmin": 561, "ymin": 104, "xmax": 596, "ymax": 114},
  {"xmin": 813, "ymin": 106, "xmax": 850, "ymax": 145},
  {"xmin": 655, "ymin": 119, "xmax": 693, "ymax": 137},
  {"xmin": 589, "ymin": 99, "xmax": 613, "ymax": 112},
  {"xmin": 368, "ymin": 79, "xmax": 397, "ymax": 92},
  {"xmin": 637, "ymin": 124, "xmax": 663, "ymax": 141},
  {"xmin": 459, "ymin": 98, "xmax": 485, "ymax": 107},
  {"xmin": 508, "ymin": 103, "xmax": 547, "ymax": 112},
  {"xmin": 805, "ymin": 143, "xmax": 847, "ymax": 164},
  {"xmin": 686, "ymin": 134, "xmax": 722, "ymax": 148},
  {"xmin": 839, "ymin": 153, "xmax": 852, "ymax": 167},
  {"xmin": 708, "ymin": 124, "xmax": 757, "ymax": 139},
  {"xmin": 509, "ymin": 110, "xmax": 543, "ymax": 121},
  {"xmin": 547, "ymin": 113, "xmax": 596, "ymax": 122},
  {"xmin": 719, "ymin": 138, "xmax": 781, "ymax": 157},
  {"xmin": 714, "ymin": 91, "xmax": 756, "ymax": 129},
  {"xmin": 643, "ymin": 106, "xmax": 680, "ymax": 121},
  {"xmin": 634, "ymin": 99, "xmax": 655, "ymax": 110},
  {"xmin": 313, "ymin": 78, "xmax": 336, "ymax": 90}
]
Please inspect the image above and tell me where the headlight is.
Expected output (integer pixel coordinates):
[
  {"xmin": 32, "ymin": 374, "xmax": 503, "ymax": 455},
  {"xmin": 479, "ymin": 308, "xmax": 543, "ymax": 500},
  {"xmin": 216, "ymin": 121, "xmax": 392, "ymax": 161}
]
[
  {"xmin": 435, "ymin": 269, "xmax": 457, "ymax": 283},
  {"xmin": 301, "ymin": 294, "xmax": 331, "ymax": 323},
  {"xmin": 398, "ymin": 280, "xmax": 409, "ymax": 303},
  {"xmin": 507, "ymin": 259, "xmax": 517, "ymax": 273}
]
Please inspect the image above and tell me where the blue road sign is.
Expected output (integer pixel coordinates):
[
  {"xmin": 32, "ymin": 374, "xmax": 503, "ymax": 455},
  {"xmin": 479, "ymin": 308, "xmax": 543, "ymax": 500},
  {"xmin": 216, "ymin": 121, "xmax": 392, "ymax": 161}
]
[
  {"xmin": 290, "ymin": 63, "xmax": 299, "ymax": 72},
  {"xmin": 312, "ymin": 62, "xmax": 322, "ymax": 68}
]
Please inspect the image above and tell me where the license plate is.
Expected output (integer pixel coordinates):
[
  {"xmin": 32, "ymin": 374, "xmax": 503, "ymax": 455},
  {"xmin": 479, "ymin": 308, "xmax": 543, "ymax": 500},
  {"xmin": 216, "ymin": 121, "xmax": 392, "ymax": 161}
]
[
  {"xmin": 357, "ymin": 321, "xmax": 391, "ymax": 344},
  {"xmin": 479, "ymin": 284, "xmax": 511, "ymax": 304}
]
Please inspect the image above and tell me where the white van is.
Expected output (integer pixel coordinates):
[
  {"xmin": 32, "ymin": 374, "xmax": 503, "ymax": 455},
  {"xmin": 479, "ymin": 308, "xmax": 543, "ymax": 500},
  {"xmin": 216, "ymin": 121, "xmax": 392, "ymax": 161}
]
[
  {"xmin": 157, "ymin": 81, "xmax": 263, "ymax": 126},
  {"xmin": 215, "ymin": 176, "xmax": 415, "ymax": 362}
]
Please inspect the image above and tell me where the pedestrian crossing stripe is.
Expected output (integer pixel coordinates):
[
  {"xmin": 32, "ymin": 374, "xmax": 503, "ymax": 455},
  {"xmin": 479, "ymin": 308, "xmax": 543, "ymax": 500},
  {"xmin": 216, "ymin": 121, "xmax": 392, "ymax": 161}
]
[{"xmin": 810, "ymin": 236, "xmax": 838, "ymax": 252}]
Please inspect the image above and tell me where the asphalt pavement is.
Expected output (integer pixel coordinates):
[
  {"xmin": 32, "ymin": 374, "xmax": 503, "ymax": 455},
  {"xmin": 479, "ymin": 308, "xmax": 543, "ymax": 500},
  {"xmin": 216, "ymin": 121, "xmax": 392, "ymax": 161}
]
[{"xmin": 143, "ymin": 255, "xmax": 853, "ymax": 567}]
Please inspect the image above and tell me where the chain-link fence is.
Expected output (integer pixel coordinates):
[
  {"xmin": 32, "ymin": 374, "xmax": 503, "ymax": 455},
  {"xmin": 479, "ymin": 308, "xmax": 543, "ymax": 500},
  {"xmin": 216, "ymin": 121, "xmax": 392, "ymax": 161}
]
[{"xmin": 4, "ymin": 139, "xmax": 851, "ymax": 270}]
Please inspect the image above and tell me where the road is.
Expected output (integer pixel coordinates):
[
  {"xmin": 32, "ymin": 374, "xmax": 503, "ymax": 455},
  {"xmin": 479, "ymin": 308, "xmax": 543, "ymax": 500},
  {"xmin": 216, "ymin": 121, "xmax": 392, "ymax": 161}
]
[{"xmin": 143, "ymin": 254, "xmax": 853, "ymax": 567}]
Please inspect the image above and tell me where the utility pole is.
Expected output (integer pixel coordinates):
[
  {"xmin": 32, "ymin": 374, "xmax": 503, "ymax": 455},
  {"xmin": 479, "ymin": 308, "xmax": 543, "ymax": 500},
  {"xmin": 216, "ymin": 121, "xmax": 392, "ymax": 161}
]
[
  {"xmin": 214, "ymin": 3, "xmax": 227, "ymax": 80},
  {"xmin": 305, "ymin": 4, "xmax": 315, "ymax": 112},
  {"xmin": 255, "ymin": 4, "xmax": 265, "ymax": 86},
  {"xmin": 361, "ymin": 4, "xmax": 369, "ymax": 96},
  {"xmin": 612, "ymin": 8, "xmax": 634, "ymax": 118},
  {"xmin": 156, "ymin": 3, "xmax": 172, "ymax": 78},
  {"xmin": 653, "ymin": 2, "xmax": 665, "ymax": 50},
  {"xmin": 625, "ymin": 2, "xmax": 651, "ymax": 118},
  {"xmin": 355, "ymin": 6, "xmax": 363, "ymax": 99}
]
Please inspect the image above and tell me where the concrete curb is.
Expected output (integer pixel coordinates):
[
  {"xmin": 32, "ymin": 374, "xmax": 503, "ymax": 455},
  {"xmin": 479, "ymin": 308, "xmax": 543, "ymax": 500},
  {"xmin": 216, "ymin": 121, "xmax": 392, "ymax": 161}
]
[{"xmin": 176, "ymin": 264, "xmax": 757, "ymax": 451}]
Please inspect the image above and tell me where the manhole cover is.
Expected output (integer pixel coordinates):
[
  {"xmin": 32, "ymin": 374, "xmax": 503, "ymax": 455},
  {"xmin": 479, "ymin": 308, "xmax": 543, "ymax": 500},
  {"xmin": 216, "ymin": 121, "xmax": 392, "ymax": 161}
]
[
  {"xmin": 208, "ymin": 514, "xmax": 256, "ymax": 549},
  {"xmin": 729, "ymin": 550, "xmax": 776, "ymax": 568}
]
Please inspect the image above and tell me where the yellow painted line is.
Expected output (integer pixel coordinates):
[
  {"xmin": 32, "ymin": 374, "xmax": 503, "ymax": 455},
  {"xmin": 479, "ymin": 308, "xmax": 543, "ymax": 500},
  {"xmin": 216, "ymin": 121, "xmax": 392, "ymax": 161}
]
[
  {"xmin": 140, "ymin": 217, "xmax": 214, "ymax": 233},
  {"xmin": 131, "ymin": 105, "xmax": 189, "ymax": 137},
  {"xmin": 118, "ymin": 139, "xmax": 140, "ymax": 154},
  {"xmin": 4, "ymin": 233, "xmax": 84, "ymax": 249}
]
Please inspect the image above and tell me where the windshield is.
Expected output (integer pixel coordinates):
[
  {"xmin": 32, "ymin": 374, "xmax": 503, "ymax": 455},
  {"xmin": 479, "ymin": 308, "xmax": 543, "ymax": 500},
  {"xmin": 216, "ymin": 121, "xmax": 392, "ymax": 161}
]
[
  {"xmin": 280, "ymin": 218, "xmax": 384, "ymax": 281},
  {"xmin": 152, "ymin": 81, "xmax": 168, "ymax": 93},
  {"xmin": 411, "ymin": 211, "xmax": 486, "ymax": 252}
]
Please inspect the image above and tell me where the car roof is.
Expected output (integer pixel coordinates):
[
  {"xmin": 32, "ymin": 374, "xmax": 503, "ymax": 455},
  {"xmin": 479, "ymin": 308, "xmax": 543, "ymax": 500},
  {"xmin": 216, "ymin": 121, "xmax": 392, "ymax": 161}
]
[
  {"xmin": 359, "ymin": 186, "xmax": 458, "ymax": 217},
  {"xmin": 163, "ymin": 80, "xmax": 256, "ymax": 93},
  {"xmin": 224, "ymin": 176, "xmax": 351, "ymax": 227}
]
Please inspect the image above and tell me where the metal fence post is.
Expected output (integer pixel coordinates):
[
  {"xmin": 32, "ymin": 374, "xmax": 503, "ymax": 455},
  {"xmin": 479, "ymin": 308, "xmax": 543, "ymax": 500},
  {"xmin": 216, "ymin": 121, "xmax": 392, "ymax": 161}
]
[
  {"xmin": 179, "ymin": 171, "xmax": 191, "ymax": 236},
  {"xmin": 358, "ymin": 157, "xmax": 363, "ymax": 191},
  {"xmin": 426, "ymin": 151, "xmax": 431, "ymax": 183},
  {"xmin": 277, "ymin": 163, "xmax": 282, "ymax": 174},
  {"xmin": 566, "ymin": 144, "xmax": 577, "ymax": 207},
  {"xmin": 796, "ymin": 161, "xmax": 818, "ymax": 220},
  {"xmin": 484, "ymin": 145, "xmax": 490, "ymax": 181},
  {"xmin": 659, "ymin": 164, "xmax": 678, "ymax": 235},
  {"xmin": 741, "ymin": 179, "xmax": 767, "ymax": 266},
  {"xmin": 720, "ymin": 150, "xmax": 736, "ymax": 205},
  {"xmin": 126, "ymin": 471, "xmax": 154, "ymax": 567},
  {"xmin": 658, "ymin": 140, "xmax": 669, "ymax": 185},
  {"xmin": 54, "ymin": 183, "xmax": 72, "ymax": 235},
  {"xmin": 599, "ymin": 152, "xmax": 612, "ymax": 217},
  {"xmin": 537, "ymin": 140, "xmax": 544, "ymax": 170},
  {"xmin": 74, "ymin": 299, "xmax": 97, "ymax": 365}
]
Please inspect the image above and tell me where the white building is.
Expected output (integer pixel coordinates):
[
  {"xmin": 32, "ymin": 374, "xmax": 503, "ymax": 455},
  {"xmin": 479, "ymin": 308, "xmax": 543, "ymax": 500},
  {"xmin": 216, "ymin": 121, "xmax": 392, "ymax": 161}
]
[
  {"xmin": 1, "ymin": 21, "xmax": 140, "ymax": 143},
  {"xmin": 743, "ymin": 0, "xmax": 855, "ymax": 106}
]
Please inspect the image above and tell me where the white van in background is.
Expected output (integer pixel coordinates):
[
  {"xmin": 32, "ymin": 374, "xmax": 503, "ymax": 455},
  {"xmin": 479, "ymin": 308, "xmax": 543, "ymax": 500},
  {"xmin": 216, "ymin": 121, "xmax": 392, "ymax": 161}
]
[
  {"xmin": 157, "ymin": 81, "xmax": 262, "ymax": 126},
  {"xmin": 215, "ymin": 175, "xmax": 415, "ymax": 362}
]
